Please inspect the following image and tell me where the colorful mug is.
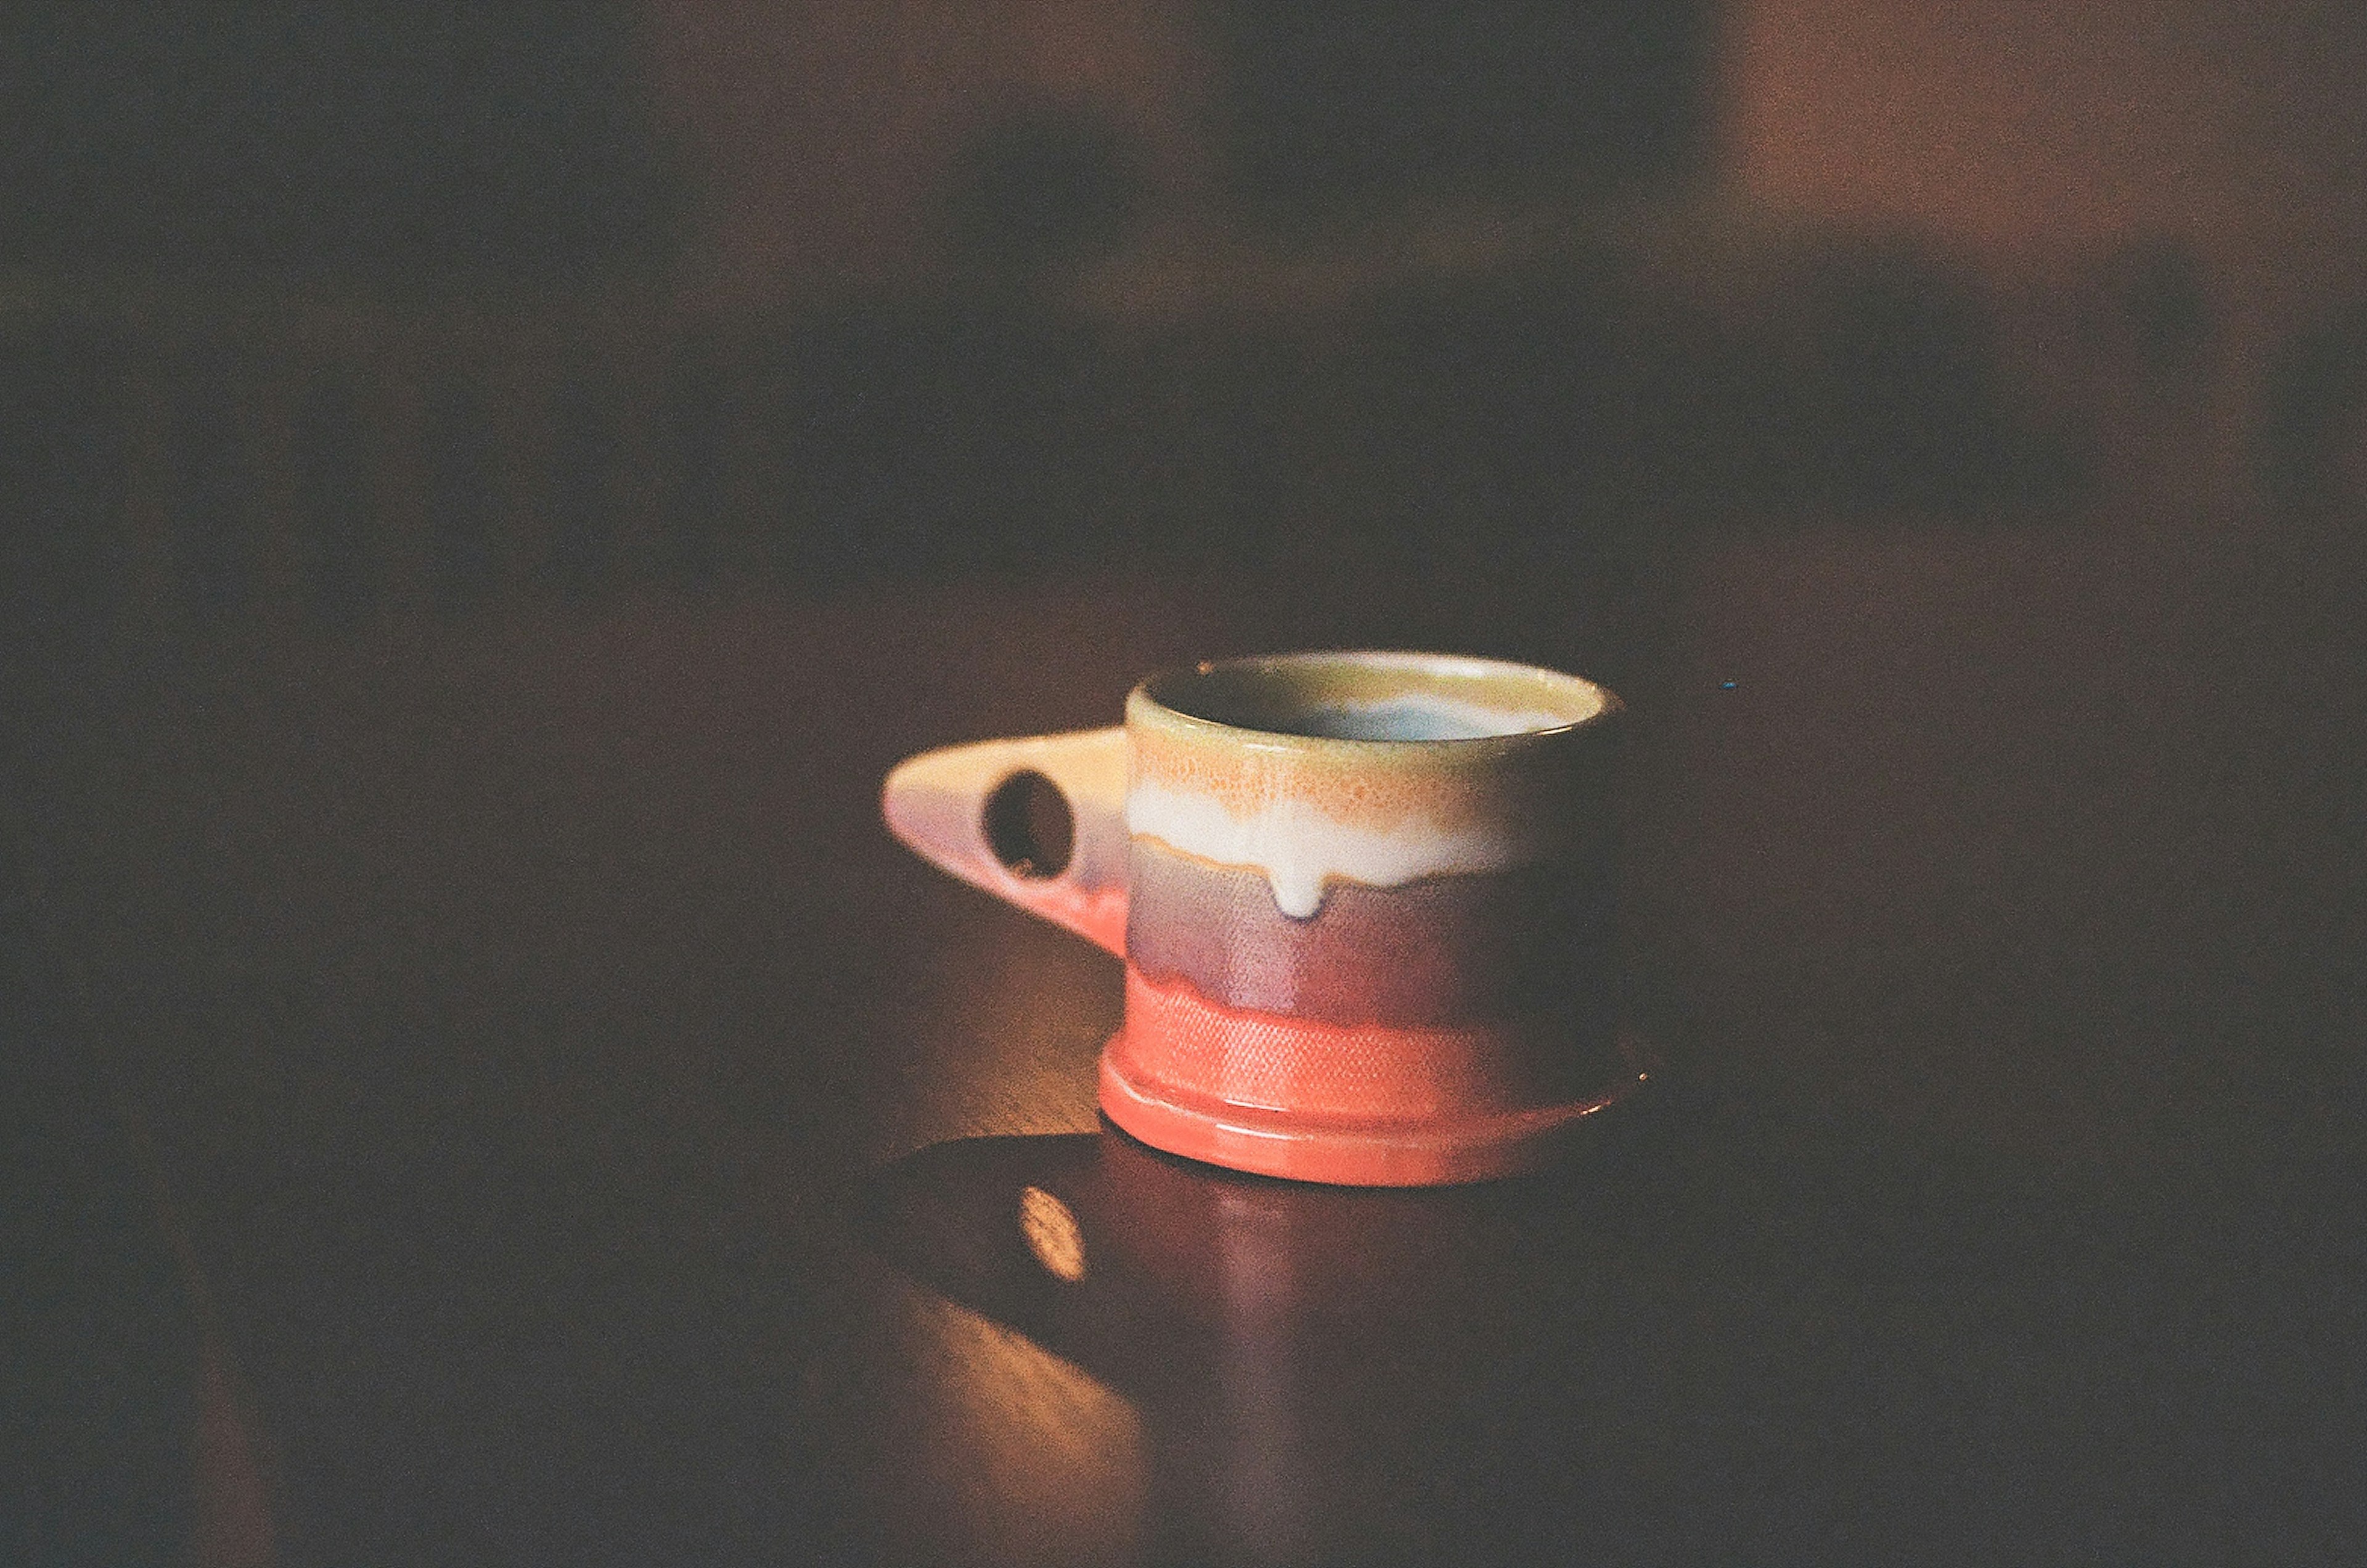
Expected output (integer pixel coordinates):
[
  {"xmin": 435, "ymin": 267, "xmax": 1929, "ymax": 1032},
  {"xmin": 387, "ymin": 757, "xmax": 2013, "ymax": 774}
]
[{"xmin": 883, "ymin": 650, "xmax": 1642, "ymax": 1185}]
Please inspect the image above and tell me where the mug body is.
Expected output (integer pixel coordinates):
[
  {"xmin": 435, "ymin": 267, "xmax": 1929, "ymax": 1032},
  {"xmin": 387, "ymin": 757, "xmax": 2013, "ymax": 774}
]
[{"xmin": 1101, "ymin": 651, "xmax": 1632, "ymax": 1185}]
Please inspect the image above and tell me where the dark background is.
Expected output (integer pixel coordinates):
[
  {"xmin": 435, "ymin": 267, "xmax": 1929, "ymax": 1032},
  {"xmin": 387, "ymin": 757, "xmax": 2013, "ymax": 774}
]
[
  {"xmin": 2, "ymin": 2, "xmax": 2363, "ymax": 616},
  {"xmin": 6, "ymin": 4, "xmax": 2366, "ymax": 1564}
]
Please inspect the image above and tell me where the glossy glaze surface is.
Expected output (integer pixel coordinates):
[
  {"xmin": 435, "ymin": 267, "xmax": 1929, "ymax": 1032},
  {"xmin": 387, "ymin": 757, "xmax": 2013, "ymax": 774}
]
[
  {"xmin": 888, "ymin": 651, "xmax": 1630, "ymax": 1185},
  {"xmin": 1105, "ymin": 653, "xmax": 1626, "ymax": 1182},
  {"xmin": 1124, "ymin": 843, "xmax": 1614, "ymax": 1027}
]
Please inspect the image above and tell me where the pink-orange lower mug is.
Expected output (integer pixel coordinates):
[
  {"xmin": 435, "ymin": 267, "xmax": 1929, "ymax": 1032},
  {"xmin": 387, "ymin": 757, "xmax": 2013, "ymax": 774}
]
[{"xmin": 883, "ymin": 650, "xmax": 1641, "ymax": 1186}]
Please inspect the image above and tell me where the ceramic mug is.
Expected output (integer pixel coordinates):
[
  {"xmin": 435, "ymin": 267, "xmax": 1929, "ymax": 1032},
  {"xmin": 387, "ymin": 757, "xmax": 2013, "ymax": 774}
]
[{"xmin": 883, "ymin": 650, "xmax": 1642, "ymax": 1185}]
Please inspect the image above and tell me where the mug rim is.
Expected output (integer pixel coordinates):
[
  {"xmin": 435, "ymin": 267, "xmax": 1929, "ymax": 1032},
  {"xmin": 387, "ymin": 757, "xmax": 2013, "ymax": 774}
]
[{"xmin": 1129, "ymin": 649, "xmax": 1621, "ymax": 754}]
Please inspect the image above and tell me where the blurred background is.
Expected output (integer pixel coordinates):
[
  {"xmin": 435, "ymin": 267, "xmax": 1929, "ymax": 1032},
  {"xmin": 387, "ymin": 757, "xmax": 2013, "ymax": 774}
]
[{"xmin": 3, "ymin": 1, "xmax": 2362, "ymax": 621}]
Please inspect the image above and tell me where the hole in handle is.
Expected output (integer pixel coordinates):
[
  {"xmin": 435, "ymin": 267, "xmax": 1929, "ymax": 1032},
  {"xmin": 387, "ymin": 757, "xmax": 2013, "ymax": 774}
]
[{"xmin": 983, "ymin": 769, "xmax": 1074, "ymax": 879}]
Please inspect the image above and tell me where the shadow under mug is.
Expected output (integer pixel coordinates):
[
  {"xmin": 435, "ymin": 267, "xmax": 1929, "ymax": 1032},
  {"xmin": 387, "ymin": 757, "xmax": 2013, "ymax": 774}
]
[{"xmin": 884, "ymin": 650, "xmax": 1641, "ymax": 1185}]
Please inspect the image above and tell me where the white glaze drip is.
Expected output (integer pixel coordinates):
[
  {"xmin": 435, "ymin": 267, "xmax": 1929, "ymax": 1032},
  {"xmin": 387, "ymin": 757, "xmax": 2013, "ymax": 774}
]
[{"xmin": 1125, "ymin": 780, "xmax": 1547, "ymax": 918}]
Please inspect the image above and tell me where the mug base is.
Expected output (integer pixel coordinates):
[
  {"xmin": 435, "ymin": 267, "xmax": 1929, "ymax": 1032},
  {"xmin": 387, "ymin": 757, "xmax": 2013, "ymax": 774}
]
[{"xmin": 1097, "ymin": 1032, "xmax": 1654, "ymax": 1187}]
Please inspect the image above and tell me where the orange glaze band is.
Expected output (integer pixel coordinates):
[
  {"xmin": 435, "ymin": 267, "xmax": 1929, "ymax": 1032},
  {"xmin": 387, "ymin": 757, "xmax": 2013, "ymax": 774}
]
[
  {"xmin": 1107, "ymin": 963, "xmax": 1543, "ymax": 1119},
  {"xmin": 1100, "ymin": 968, "xmax": 1632, "ymax": 1185}
]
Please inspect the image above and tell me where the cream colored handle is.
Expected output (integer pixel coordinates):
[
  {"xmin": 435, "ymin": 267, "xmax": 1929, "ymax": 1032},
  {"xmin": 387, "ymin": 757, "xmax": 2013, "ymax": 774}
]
[{"xmin": 881, "ymin": 726, "xmax": 1129, "ymax": 955}]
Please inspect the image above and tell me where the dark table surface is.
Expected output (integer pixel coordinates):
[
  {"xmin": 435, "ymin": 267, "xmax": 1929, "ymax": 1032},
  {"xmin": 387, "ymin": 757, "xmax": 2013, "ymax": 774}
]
[{"xmin": 9, "ymin": 499, "xmax": 2366, "ymax": 1565}]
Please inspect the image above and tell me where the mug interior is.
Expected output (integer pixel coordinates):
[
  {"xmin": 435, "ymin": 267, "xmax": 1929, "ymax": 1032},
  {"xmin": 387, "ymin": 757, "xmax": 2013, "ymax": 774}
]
[{"xmin": 1139, "ymin": 651, "xmax": 1608, "ymax": 743}]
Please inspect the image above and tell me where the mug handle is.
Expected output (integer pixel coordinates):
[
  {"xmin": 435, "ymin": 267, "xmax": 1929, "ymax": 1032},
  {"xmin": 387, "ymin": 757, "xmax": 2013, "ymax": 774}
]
[{"xmin": 881, "ymin": 727, "xmax": 1130, "ymax": 956}]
